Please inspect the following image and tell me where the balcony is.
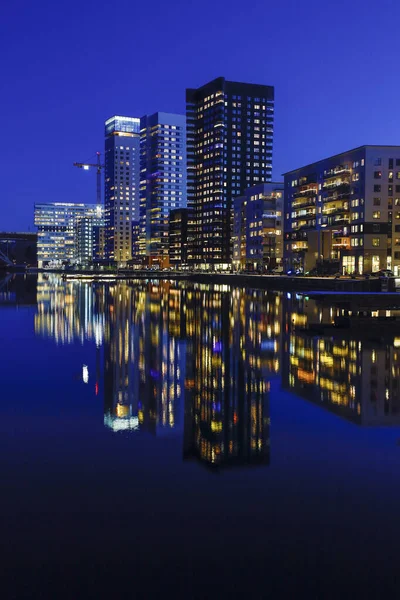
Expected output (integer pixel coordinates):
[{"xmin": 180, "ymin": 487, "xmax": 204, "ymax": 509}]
[
  {"xmin": 330, "ymin": 215, "xmax": 350, "ymax": 226},
  {"xmin": 293, "ymin": 187, "xmax": 318, "ymax": 198},
  {"xmin": 332, "ymin": 237, "xmax": 350, "ymax": 249},
  {"xmin": 322, "ymin": 181, "xmax": 350, "ymax": 193},
  {"xmin": 291, "ymin": 178, "xmax": 317, "ymax": 189},
  {"xmin": 294, "ymin": 210, "xmax": 316, "ymax": 220},
  {"xmin": 324, "ymin": 191, "xmax": 351, "ymax": 203},
  {"xmin": 291, "ymin": 243, "xmax": 308, "ymax": 252},
  {"xmin": 292, "ymin": 199, "xmax": 317, "ymax": 211},
  {"xmin": 322, "ymin": 204, "xmax": 349, "ymax": 217},
  {"xmin": 297, "ymin": 222, "xmax": 315, "ymax": 231},
  {"xmin": 323, "ymin": 167, "xmax": 351, "ymax": 179}
]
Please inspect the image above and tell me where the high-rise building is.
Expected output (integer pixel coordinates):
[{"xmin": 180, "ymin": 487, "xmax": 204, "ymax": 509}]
[
  {"xmin": 139, "ymin": 112, "xmax": 187, "ymax": 267},
  {"xmin": 169, "ymin": 208, "xmax": 189, "ymax": 267},
  {"xmin": 104, "ymin": 115, "xmax": 140, "ymax": 263},
  {"xmin": 34, "ymin": 202, "xmax": 102, "ymax": 267},
  {"xmin": 283, "ymin": 145, "xmax": 400, "ymax": 275},
  {"xmin": 186, "ymin": 77, "xmax": 274, "ymax": 269},
  {"xmin": 233, "ymin": 182, "xmax": 283, "ymax": 272}
]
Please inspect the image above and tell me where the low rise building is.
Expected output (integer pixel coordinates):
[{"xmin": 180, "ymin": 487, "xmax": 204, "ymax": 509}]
[
  {"xmin": 283, "ymin": 146, "xmax": 400, "ymax": 275},
  {"xmin": 232, "ymin": 183, "xmax": 283, "ymax": 272},
  {"xmin": 34, "ymin": 203, "xmax": 103, "ymax": 267}
]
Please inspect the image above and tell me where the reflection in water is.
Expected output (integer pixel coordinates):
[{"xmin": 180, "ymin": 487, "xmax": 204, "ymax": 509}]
[
  {"xmin": 30, "ymin": 276, "xmax": 400, "ymax": 471},
  {"xmin": 33, "ymin": 277, "xmax": 273, "ymax": 468},
  {"xmin": 282, "ymin": 326, "xmax": 400, "ymax": 425},
  {"xmin": 103, "ymin": 282, "xmax": 186, "ymax": 435},
  {"xmin": 281, "ymin": 294, "xmax": 400, "ymax": 425},
  {"xmin": 35, "ymin": 274, "xmax": 104, "ymax": 345},
  {"xmin": 183, "ymin": 287, "xmax": 270, "ymax": 468}
]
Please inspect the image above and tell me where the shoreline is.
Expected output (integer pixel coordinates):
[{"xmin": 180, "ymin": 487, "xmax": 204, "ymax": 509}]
[{"xmin": 16, "ymin": 267, "xmax": 399, "ymax": 294}]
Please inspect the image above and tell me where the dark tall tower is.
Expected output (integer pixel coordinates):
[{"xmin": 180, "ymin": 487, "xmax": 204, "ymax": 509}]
[{"xmin": 186, "ymin": 77, "xmax": 274, "ymax": 268}]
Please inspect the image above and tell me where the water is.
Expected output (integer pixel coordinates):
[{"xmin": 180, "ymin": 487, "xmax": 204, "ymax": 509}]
[{"xmin": 1, "ymin": 273, "xmax": 400, "ymax": 598}]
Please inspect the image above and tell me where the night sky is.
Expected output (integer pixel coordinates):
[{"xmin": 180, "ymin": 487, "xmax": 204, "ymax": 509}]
[{"xmin": 1, "ymin": 0, "xmax": 399, "ymax": 231}]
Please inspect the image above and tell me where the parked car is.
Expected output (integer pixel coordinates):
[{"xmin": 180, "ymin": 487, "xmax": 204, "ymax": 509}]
[{"xmin": 269, "ymin": 266, "xmax": 284, "ymax": 275}]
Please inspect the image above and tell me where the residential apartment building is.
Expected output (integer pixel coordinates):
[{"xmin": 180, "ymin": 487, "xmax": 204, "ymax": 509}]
[
  {"xmin": 232, "ymin": 182, "xmax": 283, "ymax": 271},
  {"xmin": 104, "ymin": 115, "xmax": 140, "ymax": 263},
  {"xmin": 139, "ymin": 112, "xmax": 186, "ymax": 268},
  {"xmin": 186, "ymin": 77, "xmax": 274, "ymax": 269},
  {"xmin": 169, "ymin": 208, "xmax": 189, "ymax": 267},
  {"xmin": 34, "ymin": 202, "xmax": 103, "ymax": 267},
  {"xmin": 283, "ymin": 146, "xmax": 400, "ymax": 275},
  {"xmin": 74, "ymin": 210, "xmax": 105, "ymax": 265}
]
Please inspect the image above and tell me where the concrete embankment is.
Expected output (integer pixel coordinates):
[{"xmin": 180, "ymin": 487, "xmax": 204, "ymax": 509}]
[{"xmin": 30, "ymin": 267, "xmax": 398, "ymax": 293}]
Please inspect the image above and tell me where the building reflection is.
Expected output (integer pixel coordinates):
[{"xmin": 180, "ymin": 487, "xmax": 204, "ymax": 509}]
[
  {"xmin": 103, "ymin": 281, "xmax": 186, "ymax": 435},
  {"xmin": 281, "ymin": 295, "xmax": 400, "ymax": 425},
  {"xmin": 31, "ymin": 277, "xmax": 279, "ymax": 462},
  {"xmin": 29, "ymin": 274, "xmax": 400, "ymax": 446},
  {"xmin": 34, "ymin": 273, "xmax": 105, "ymax": 345},
  {"xmin": 183, "ymin": 285, "xmax": 271, "ymax": 469}
]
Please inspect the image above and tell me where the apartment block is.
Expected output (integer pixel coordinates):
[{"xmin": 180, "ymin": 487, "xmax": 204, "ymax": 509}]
[
  {"xmin": 232, "ymin": 182, "xmax": 283, "ymax": 271},
  {"xmin": 283, "ymin": 146, "xmax": 400, "ymax": 274}
]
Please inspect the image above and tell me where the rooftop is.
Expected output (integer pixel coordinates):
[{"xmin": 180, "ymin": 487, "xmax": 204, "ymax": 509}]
[{"xmin": 282, "ymin": 145, "xmax": 400, "ymax": 176}]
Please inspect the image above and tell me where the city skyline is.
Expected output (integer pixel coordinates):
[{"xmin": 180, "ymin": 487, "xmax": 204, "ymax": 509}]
[{"xmin": 2, "ymin": 0, "xmax": 400, "ymax": 231}]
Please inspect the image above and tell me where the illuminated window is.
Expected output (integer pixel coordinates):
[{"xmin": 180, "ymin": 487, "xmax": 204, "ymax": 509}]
[
  {"xmin": 373, "ymin": 211, "xmax": 381, "ymax": 219},
  {"xmin": 372, "ymin": 238, "xmax": 380, "ymax": 247}
]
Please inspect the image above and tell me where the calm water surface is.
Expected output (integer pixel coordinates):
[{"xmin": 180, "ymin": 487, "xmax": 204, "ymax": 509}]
[{"xmin": 1, "ymin": 274, "xmax": 400, "ymax": 598}]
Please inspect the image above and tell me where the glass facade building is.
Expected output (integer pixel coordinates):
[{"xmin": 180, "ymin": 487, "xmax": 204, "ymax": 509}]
[
  {"xmin": 186, "ymin": 77, "xmax": 274, "ymax": 269},
  {"xmin": 139, "ymin": 112, "xmax": 186, "ymax": 267},
  {"xmin": 34, "ymin": 202, "xmax": 103, "ymax": 267},
  {"xmin": 104, "ymin": 115, "xmax": 140, "ymax": 263}
]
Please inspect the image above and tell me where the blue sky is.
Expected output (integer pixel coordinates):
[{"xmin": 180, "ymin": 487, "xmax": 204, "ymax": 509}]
[{"xmin": 1, "ymin": 0, "xmax": 399, "ymax": 230}]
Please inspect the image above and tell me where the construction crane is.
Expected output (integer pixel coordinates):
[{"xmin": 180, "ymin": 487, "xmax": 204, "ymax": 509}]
[{"xmin": 73, "ymin": 152, "xmax": 104, "ymax": 204}]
